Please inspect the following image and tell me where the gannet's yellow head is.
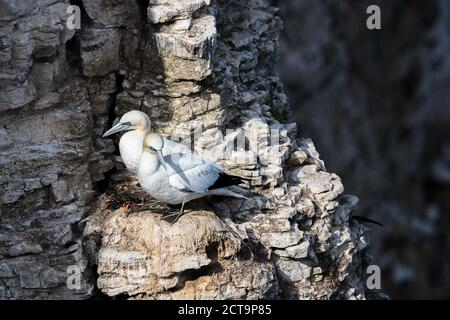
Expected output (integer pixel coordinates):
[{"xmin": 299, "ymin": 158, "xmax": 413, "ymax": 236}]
[
  {"xmin": 102, "ymin": 110, "xmax": 151, "ymax": 137},
  {"xmin": 143, "ymin": 133, "xmax": 164, "ymax": 151},
  {"xmin": 143, "ymin": 133, "xmax": 167, "ymax": 170}
]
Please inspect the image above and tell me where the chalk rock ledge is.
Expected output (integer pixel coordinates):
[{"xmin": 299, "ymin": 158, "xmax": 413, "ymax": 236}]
[{"xmin": 86, "ymin": 209, "xmax": 277, "ymax": 299}]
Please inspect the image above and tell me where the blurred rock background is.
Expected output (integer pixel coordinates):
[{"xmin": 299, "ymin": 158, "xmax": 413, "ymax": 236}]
[{"xmin": 275, "ymin": 0, "xmax": 450, "ymax": 299}]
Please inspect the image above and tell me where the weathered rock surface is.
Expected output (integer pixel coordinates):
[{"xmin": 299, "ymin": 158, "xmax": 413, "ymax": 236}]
[{"xmin": 1, "ymin": 0, "xmax": 370, "ymax": 299}]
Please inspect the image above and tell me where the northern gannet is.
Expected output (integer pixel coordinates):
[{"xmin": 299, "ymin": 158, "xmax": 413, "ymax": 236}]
[
  {"xmin": 102, "ymin": 110, "xmax": 189, "ymax": 174},
  {"xmin": 138, "ymin": 133, "xmax": 247, "ymax": 223}
]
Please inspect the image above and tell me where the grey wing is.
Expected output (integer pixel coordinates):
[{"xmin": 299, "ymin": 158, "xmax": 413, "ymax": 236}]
[
  {"xmin": 169, "ymin": 163, "xmax": 223, "ymax": 193},
  {"xmin": 164, "ymin": 150, "xmax": 219, "ymax": 173},
  {"xmin": 162, "ymin": 138, "xmax": 192, "ymax": 156}
]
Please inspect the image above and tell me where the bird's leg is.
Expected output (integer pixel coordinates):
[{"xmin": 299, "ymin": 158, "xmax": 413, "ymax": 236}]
[{"xmin": 170, "ymin": 201, "xmax": 185, "ymax": 225}]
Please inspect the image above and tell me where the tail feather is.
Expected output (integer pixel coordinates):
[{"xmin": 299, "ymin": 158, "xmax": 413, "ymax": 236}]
[{"xmin": 208, "ymin": 187, "xmax": 248, "ymax": 199}]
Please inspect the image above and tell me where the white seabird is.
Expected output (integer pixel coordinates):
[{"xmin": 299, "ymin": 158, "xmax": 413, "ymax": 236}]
[
  {"xmin": 138, "ymin": 132, "xmax": 247, "ymax": 223},
  {"xmin": 102, "ymin": 110, "xmax": 189, "ymax": 174}
]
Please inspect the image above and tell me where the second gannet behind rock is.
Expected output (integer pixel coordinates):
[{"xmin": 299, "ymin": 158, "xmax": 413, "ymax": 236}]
[{"xmin": 138, "ymin": 133, "xmax": 247, "ymax": 223}]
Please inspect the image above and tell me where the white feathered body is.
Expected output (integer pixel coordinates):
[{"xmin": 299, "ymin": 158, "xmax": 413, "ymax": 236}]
[
  {"xmin": 137, "ymin": 149, "xmax": 245, "ymax": 205},
  {"xmin": 119, "ymin": 130, "xmax": 145, "ymax": 174},
  {"xmin": 119, "ymin": 130, "xmax": 191, "ymax": 174}
]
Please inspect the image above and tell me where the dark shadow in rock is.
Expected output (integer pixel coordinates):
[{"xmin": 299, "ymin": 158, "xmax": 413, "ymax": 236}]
[
  {"xmin": 242, "ymin": 228, "xmax": 272, "ymax": 263},
  {"xmin": 211, "ymin": 193, "xmax": 274, "ymax": 224}
]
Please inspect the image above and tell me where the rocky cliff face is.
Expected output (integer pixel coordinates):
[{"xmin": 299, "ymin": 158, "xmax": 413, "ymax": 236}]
[{"xmin": 1, "ymin": 0, "xmax": 370, "ymax": 299}]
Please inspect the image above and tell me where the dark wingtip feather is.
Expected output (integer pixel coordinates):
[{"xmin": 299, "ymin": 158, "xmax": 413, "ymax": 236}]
[
  {"xmin": 352, "ymin": 215, "xmax": 384, "ymax": 227},
  {"xmin": 208, "ymin": 173, "xmax": 248, "ymax": 190}
]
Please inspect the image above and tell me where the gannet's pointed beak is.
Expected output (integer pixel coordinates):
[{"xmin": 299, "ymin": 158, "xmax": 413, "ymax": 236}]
[
  {"xmin": 156, "ymin": 150, "xmax": 168, "ymax": 170},
  {"xmin": 102, "ymin": 122, "xmax": 131, "ymax": 137}
]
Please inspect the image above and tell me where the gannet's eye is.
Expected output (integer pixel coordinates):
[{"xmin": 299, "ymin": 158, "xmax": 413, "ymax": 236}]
[{"xmin": 149, "ymin": 146, "xmax": 156, "ymax": 153}]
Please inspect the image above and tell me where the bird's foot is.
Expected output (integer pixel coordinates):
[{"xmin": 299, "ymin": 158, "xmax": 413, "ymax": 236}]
[
  {"xmin": 160, "ymin": 202, "xmax": 185, "ymax": 224},
  {"xmin": 170, "ymin": 211, "xmax": 184, "ymax": 225},
  {"xmin": 160, "ymin": 210, "xmax": 184, "ymax": 224}
]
